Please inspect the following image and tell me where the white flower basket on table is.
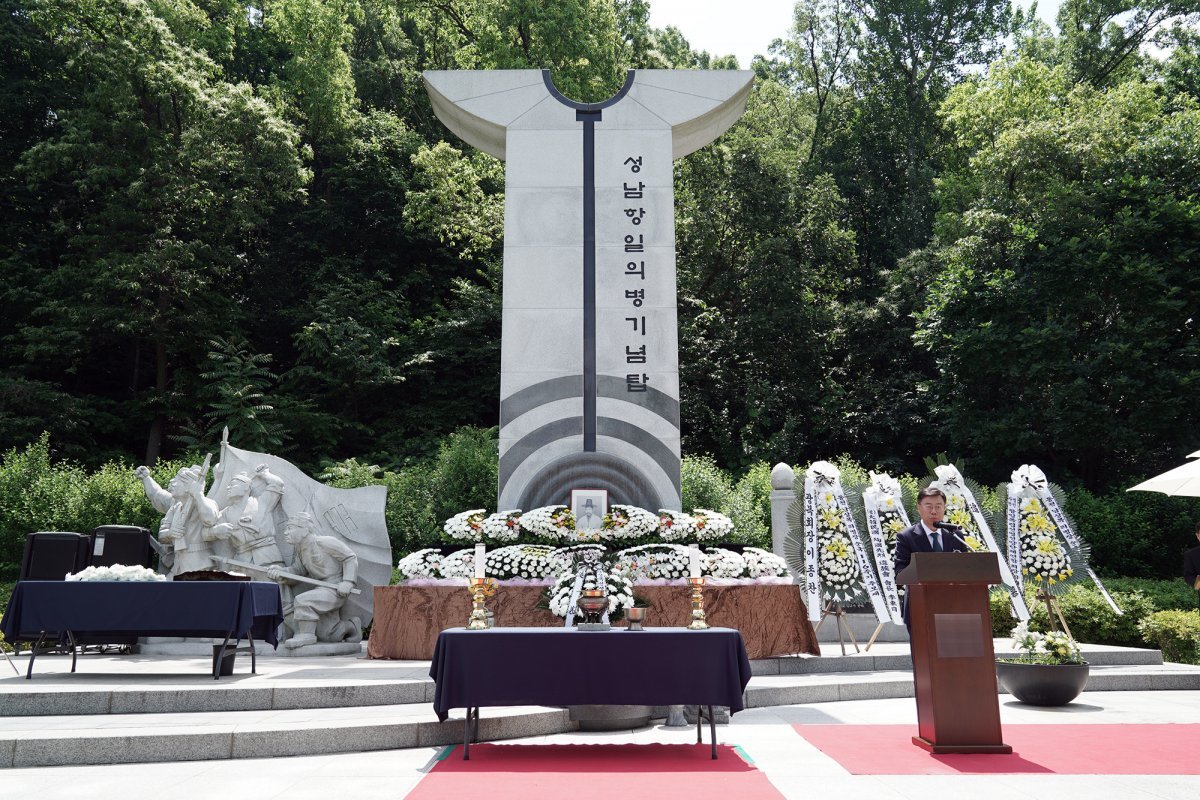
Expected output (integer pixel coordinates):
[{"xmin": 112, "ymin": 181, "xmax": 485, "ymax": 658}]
[
  {"xmin": 703, "ymin": 547, "xmax": 746, "ymax": 578},
  {"xmin": 485, "ymin": 544, "xmax": 558, "ymax": 580},
  {"xmin": 742, "ymin": 547, "xmax": 789, "ymax": 578},
  {"xmin": 601, "ymin": 505, "xmax": 660, "ymax": 540},
  {"xmin": 395, "ymin": 548, "xmax": 443, "ymax": 580},
  {"xmin": 656, "ymin": 509, "xmax": 697, "ymax": 542},
  {"xmin": 692, "ymin": 509, "xmax": 733, "ymax": 542},
  {"xmin": 480, "ymin": 510, "xmax": 523, "ymax": 542},
  {"xmin": 612, "ymin": 543, "xmax": 691, "ymax": 580},
  {"xmin": 443, "ymin": 509, "xmax": 487, "ymax": 542},
  {"xmin": 520, "ymin": 505, "xmax": 575, "ymax": 540},
  {"xmin": 546, "ymin": 569, "xmax": 636, "ymax": 619},
  {"xmin": 439, "ymin": 549, "xmax": 477, "ymax": 579},
  {"xmin": 66, "ymin": 565, "xmax": 165, "ymax": 582}
]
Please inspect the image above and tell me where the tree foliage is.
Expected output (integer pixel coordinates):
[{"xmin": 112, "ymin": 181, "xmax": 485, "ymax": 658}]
[{"xmin": 0, "ymin": 0, "xmax": 1196, "ymax": 504}]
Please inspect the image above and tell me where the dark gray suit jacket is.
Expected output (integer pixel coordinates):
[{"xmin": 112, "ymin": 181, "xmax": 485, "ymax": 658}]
[{"xmin": 894, "ymin": 522, "xmax": 970, "ymax": 628}]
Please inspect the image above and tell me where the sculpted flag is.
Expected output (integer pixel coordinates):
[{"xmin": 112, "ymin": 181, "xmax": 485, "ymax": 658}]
[
  {"xmin": 424, "ymin": 69, "xmax": 752, "ymax": 512},
  {"xmin": 207, "ymin": 443, "xmax": 391, "ymax": 626}
]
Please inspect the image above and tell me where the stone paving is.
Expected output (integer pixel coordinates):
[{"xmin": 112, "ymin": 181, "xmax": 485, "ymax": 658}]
[{"xmin": 2, "ymin": 643, "xmax": 1199, "ymax": 798}]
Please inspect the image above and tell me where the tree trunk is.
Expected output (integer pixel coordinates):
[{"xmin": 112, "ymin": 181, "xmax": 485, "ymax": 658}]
[{"xmin": 145, "ymin": 339, "xmax": 168, "ymax": 465}]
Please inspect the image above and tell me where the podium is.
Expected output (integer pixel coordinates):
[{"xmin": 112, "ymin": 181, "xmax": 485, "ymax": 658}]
[{"xmin": 896, "ymin": 552, "xmax": 1011, "ymax": 754}]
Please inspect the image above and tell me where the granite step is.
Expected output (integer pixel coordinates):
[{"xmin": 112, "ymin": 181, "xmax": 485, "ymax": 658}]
[
  {"xmin": 745, "ymin": 662, "xmax": 1200, "ymax": 707},
  {"xmin": 0, "ymin": 703, "xmax": 572, "ymax": 769}
]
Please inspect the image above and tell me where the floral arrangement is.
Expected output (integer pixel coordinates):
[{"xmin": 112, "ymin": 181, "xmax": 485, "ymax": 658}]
[
  {"xmin": 66, "ymin": 564, "xmax": 165, "ymax": 582},
  {"xmin": 439, "ymin": 548, "xmax": 477, "ymax": 579},
  {"xmin": 1017, "ymin": 495, "xmax": 1073, "ymax": 586},
  {"xmin": 1004, "ymin": 621, "xmax": 1085, "ymax": 666},
  {"xmin": 742, "ymin": 547, "xmax": 789, "ymax": 578},
  {"xmin": 656, "ymin": 509, "xmax": 698, "ymax": 542},
  {"xmin": 612, "ymin": 543, "xmax": 692, "ymax": 580},
  {"xmin": 703, "ymin": 547, "xmax": 746, "ymax": 578},
  {"xmin": 813, "ymin": 490, "xmax": 864, "ymax": 600},
  {"xmin": 443, "ymin": 509, "xmax": 487, "ymax": 542},
  {"xmin": 996, "ymin": 465, "xmax": 1094, "ymax": 601},
  {"xmin": 481, "ymin": 510, "xmax": 523, "ymax": 542},
  {"xmin": 520, "ymin": 505, "xmax": 575, "ymax": 540},
  {"xmin": 546, "ymin": 566, "xmax": 636, "ymax": 619},
  {"xmin": 602, "ymin": 504, "xmax": 660, "ymax": 540},
  {"xmin": 395, "ymin": 548, "xmax": 443, "ymax": 580},
  {"xmin": 485, "ymin": 544, "xmax": 559, "ymax": 580},
  {"xmin": 692, "ymin": 509, "xmax": 734, "ymax": 542},
  {"xmin": 549, "ymin": 544, "xmax": 608, "ymax": 573}
]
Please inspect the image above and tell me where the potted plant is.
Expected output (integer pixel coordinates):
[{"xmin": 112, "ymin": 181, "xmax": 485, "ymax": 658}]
[{"xmin": 996, "ymin": 621, "xmax": 1089, "ymax": 706}]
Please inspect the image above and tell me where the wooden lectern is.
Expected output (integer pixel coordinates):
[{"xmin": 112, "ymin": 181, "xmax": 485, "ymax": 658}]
[{"xmin": 896, "ymin": 552, "xmax": 1011, "ymax": 754}]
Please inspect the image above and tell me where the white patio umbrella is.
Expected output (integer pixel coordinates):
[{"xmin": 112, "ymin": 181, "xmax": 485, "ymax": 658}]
[{"xmin": 1128, "ymin": 452, "xmax": 1200, "ymax": 497}]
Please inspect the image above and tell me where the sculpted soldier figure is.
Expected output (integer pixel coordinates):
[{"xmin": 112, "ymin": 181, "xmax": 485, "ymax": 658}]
[
  {"xmin": 209, "ymin": 464, "xmax": 286, "ymax": 568},
  {"xmin": 135, "ymin": 463, "xmax": 220, "ymax": 576},
  {"xmin": 268, "ymin": 512, "xmax": 362, "ymax": 648}
]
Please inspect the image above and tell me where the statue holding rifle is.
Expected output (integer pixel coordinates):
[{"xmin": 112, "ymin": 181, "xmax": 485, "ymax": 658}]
[{"xmin": 266, "ymin": 512, "xmax": 362, "ymax": 648}]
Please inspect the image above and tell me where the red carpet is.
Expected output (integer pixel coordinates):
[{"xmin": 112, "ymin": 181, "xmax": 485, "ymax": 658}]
[
  {"xmin": 404, "ymin": 743, "xmax": 784, "ymax": 799},
  {"xmin": 793, "ymin": 724, "xmax": 1200, "ymax": 774}
]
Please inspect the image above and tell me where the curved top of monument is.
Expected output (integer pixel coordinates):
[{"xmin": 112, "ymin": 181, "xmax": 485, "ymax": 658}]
[{"xmin": 423, "ymin": 69, "xmax": 753, "ymax": 161}]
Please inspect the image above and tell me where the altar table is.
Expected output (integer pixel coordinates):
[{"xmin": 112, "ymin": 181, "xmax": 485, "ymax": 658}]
[
  {"xmin": 1, "ymin": 580, "xmax": 283, "ymax": 679},
  {"xmin": 429, "ymin": 627, "xmax": 752, "ymax": 759},
  {"xmin": 370, "ymin": 583, "xmax": 819, "ymax": 660}
]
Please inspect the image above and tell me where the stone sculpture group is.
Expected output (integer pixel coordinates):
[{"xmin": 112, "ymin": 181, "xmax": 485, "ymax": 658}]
[{"xmin": 136, "ymin": 437, "xmax": 391, "ymax": 651}]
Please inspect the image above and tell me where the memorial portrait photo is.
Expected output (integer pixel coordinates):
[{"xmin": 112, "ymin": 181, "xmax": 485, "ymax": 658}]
[{"xmin": 571, "ymin": 489, "xmax": 608, "ymax": 532}]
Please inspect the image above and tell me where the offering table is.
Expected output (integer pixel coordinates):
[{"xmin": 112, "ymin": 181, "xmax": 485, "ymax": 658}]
[
  {"xmin": 1, "ymin": 580, "xmax": 283, "ymax": 679},
  {"xmin": 369, "ymin": 582, "xmax": 819, "ymax": 660},
  {"xmin": 429, "ymin": 627, "xmax": 752, "ymax": 759}
]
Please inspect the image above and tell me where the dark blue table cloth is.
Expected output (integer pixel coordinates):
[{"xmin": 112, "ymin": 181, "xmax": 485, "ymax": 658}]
[
  {"xmin": 1, "ymin": 580, "xmax": 283, "ymax": 647},
  {"xmin": 429, "ymin": 627, "xmax": 752, "ymax": 721}
]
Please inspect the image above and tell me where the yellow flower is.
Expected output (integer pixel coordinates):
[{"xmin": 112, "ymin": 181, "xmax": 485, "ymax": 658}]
[
  {"xmin": 824, "ymin": 538, "xmax": 851, "ymax": 559},
  {"xmin": 819, "ymin": 508, "xmax": 843, "ymax": 530},
  {"xmin": 887, "ymin": 519, "xmax": 906, "ymax": 533},
  {"xmin": 1035, "ymin": 537, "xmax": 1063, "ymax": 556}
]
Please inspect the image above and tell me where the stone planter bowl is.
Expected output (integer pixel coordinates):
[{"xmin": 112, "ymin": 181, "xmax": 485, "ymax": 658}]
[{"xmin": 996, "ymin": 660, "xmax": 1090, "ymax": 706}]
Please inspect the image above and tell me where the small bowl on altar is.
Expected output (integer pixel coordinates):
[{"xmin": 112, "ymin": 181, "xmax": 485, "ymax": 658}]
[
  {"xmin": 626, "ymin": 606, "xmax": 647, "ymax": 631},
  {"xmin": 577, "ymin": 590, "xmax": 608, "ymax": 625}
]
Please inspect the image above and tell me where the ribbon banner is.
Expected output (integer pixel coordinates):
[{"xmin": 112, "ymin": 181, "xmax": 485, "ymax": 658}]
[
  {"xmin": 833, "ymin": 484, "xmax": 891, "ymax": 624},
  {"xmin": 1006, "ymin": 493, "xmax": 1026, "ymax": 599},
  {"xmin": 802, "ymin": 476, "xmax": 821, "ymax": 622},
  {"xmin": 935, "ymin": 465, "xmax": 1031, "ymax": 621},
  {"xmin": 862, "ymin": 480, "xmax": 905, "ymax": 625}
]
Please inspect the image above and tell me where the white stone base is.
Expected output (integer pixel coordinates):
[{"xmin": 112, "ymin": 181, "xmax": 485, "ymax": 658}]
[{"xmin": 136, "ymin": 638, "xmax": 362, "ymax": 657}]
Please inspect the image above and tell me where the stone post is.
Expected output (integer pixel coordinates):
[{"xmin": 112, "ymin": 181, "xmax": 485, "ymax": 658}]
[{"xmin": 769, "ymin": 462, "xmax": 795, "ymax": 559}]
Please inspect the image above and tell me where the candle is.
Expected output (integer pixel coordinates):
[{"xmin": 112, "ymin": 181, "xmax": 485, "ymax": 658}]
[
  {"xmin": 474, "ymin": 542, "xmax": 486, "ymax": 579},
  {"xmin": 689, "ymin": 543, "xmax": 700, "ymax": 578}
]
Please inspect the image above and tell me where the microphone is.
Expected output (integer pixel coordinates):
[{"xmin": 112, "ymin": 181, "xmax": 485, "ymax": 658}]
[{"xmin": 933, "ymin": 521, "xmax": 962, "ymax": 532}]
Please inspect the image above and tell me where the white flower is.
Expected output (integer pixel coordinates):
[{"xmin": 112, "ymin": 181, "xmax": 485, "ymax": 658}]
[
  {"xmin": 396, "ymin": 548, "xmax": 443, "ymax": 580},
  {"xmin": 443, "ymin": 509, "xmax": 487, "ymax": 542}
]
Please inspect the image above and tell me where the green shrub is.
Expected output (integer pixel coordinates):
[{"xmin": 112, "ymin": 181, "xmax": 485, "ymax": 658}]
[
  {"xmin": 383, "ymin": 463, "xmax": 440, "ymax": 554},
  {"xmin": 0, "ymin": 580, "xmax": 13, "ymax": 652},
  {"xmin": 727, "ymin": 462, "xmax": 772, "ymax": 548},
  {"xmin": 681, "ymin": 454, "xmax": 733, "ymax": 512},
  {"xmin": 1106, "ymin": 577, "xmax": 1199, "ymax": 612},
  {"xmin": 1027, "ymin": 584, "xmax": 1154, "ymax": 647},
  {"xmin": 1065, "ymin": 489, "xmax": 1197, "ymax": 579},
  {"xmin": 0, "ymin": 435, "xmax": 188, "ymax": 566},
  {"xmin": 428, "ymin": 426, "xmax": 498, "ymax": 524},
  {"xmin": 990, "ymin": 589, "xmax": 1020, "ymax": 637},
  {"xmin": 1138, "ymin": 610, "xmax": 1200, "ymax": 664}
]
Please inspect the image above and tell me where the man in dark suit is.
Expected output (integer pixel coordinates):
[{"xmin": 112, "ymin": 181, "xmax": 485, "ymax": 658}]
[
  {"xmin": 1183, "ymin": 521, "xmax": 1200, "ymax": 608},
  {"xmin": 894, "ymin": 486, "xmax": 970, "ymax": 628}
]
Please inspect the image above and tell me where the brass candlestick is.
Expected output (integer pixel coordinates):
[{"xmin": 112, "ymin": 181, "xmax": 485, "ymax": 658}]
[
  {"xmin": 466, "ymin": 577, "xmax": 494, "ymax": 630},
  {"xmin": 687, "ymin": 576, "xmax": 709, "ymax": 630}
]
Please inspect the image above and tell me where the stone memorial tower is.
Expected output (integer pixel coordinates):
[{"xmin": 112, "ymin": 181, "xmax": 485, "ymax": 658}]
[{"xmin": 424, "ymin": 69, "xmax": 752, "ymax": 511}]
